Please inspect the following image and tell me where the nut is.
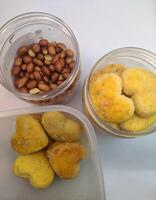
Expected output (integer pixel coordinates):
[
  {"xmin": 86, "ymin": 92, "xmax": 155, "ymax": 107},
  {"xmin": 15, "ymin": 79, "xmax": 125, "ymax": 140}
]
[
  {"xmin": 59, "ymin": 51, "xmax": 66, "ymax": 59},
  {"xmin": 23, "ymin": 55, "xmax": 32, "ymax": 64},
  {"xmin": 29, "ymin": 73, "xmax": 34, "ymax": 80},
  {"xmin": 43, "ymin": 75, "xmax": 49, "ymax": 84},
  {"xmin": 21, "ymin": 64, "xmax": 27, "ymax": 71},
  {"xmin": 14, "ymin": 56, "xmax": 22, "ymax": 66},
  {"xmin": 38, "ymin": 82, "xmax": 50, "ymax": 92},
  {"xmin": 44, "ymin": 60, "xmax": 51, "ymax": 65},
  {"xmin": 50, "ymin": 83, "xmax": 57, "ymax": 90},
  {"xmin": 19, "ymin": 71, "xmax": 24, "ymax": 77},
  {"xmin": 51, "ymin": 72, "xmax": 59, "ymax": 83},
  {"xmin": 25, "ymin": 72, "xmax": 29, "ymax": 78},
  {"xmin": 57, "ymin": 43, "xmax": 66, "ymax": 51},
  {"xmin": 55, "ymin": 61, "xmax": 63, "ymax": 72},
  {"xmin": 26, "ymin": 80, "xmax": 38, "ymax": 89},
  {"xmin": 16, "ymin": 76, "xmax": 28, "ymax": 88},
  {"xmin": 26, "ymin": 63, "xmax": 34, "ymax": 73},
  {"xmin": 65, "ymin": 57, "xmax": 73, "ymax": 65},
  {"xmin": 49, "ymin": 65, "xmax": 55, "ymax": 72},
  {"xmin": 65, "ymin": 49, "xmax": 74, "ymax": 57},
  {"xmin": 52, "ymin": 55, "xmax": 59, "ymax": 64},
  {"xmin": 62, "ymin": 68, "xmax": 71, "ymax": 73},
  {"xmin": 39, "ymin": 39, "xmax": 49, "ymax": 47},
  {"xmin": 69, "ymin": 61, "xmax": 75, "ymax": 69},
  {"xmin": 41, "ymin": 47, "xmax": 48, "ymax": 55},
  {"xmin": 63, "ymin": 72, "xmax": 70, "ymax": 79},
  {"xmin": 29, "ymin": 88, "xmax": 40, "ymax": 94},
  {"xmin": 31, "ymin": 43, "xmax": 41, "ymax": 53},
  {"xmin": 19, "ymin": 87, "xmax": 28, "ymax": 93},
  {"xmin": 12, "ymin": 66, "xmax": 20, "ymax": 76},
  {"xmin": 33, "ymin": 58, "xmax": 43, "ymax": 66},
  {"xmin": 58, "ymin": 74, "xmax": 64, "ymax": 81},
  {"xmin": 45, "ymin": 54, "xmax": 52, "ymax": 61},
  {"xmin": 18, "ymin": 46, "xmax": 28, "ymax": 56},
  {"xmin": 28, "ymin": 49, "xmax": 36, "ymax": 57},
  {"xmin": 48, "ymin": 45, "xmax": 56, "ymax": 56},
  {"xmin": 41, "ymin": 66, "xmax": 51, "ymax": 76},
  {"xmin": 33, "ymin": 71, "xmax": 42, "ymax": 81},
  {"xmin": 59, "ymin": 59, "xmax": 65, "ymax": 67},
  {"xmin": 34, "ymin": 66, "xmax": 41, "ymax": 72},
  {"xmin": 37, "ymin": 53, "xmax": 44, "ymax": 60},
  {"xmin": 57, "ymin": 80, "xmax": 64, "ymax": 86}
]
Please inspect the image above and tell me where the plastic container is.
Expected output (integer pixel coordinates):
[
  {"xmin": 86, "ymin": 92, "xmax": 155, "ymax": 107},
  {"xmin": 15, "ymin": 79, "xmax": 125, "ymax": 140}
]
[
  {"xmin": 0, "ymin": 105, "xmax": 105, "ymax": 200},
  {"xmin": 0, "ymin": 12, "xmax": 80, "ymax": 105},
  {"xmin": 83, "ymin": 47, "xmax": 156, "ymax": 138}
]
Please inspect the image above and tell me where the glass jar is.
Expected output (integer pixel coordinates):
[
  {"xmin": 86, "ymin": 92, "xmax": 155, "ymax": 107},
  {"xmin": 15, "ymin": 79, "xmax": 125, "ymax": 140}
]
[
  {"xmin": 0, "ymin": 12, "xmax": 80, "ymax": 105},
  {"xmin": 83, "ymin": 47, "xmax": 156, "ymax": 137}
]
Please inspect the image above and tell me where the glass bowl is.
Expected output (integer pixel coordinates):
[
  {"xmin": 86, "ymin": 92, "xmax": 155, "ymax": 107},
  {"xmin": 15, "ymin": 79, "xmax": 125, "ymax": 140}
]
[
  {"xmin": 83, "ymin": 47, "xmax": 156, "ymax": 138},
  {"xmin": 0, "ymin": 12, "xmax": 80, "ymax": 105}
]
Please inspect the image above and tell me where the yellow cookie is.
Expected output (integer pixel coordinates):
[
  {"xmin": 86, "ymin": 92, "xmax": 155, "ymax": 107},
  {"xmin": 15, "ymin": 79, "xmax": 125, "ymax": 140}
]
[{"xmin": 13, "ymin": 151, "xmax": 54, "ymax": 189}]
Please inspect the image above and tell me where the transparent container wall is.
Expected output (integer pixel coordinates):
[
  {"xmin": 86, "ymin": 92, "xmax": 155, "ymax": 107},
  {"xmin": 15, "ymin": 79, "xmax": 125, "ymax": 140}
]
[
  {"xmin": 94, "ymin": 48, "xmax": 156, "ymax": 73},
  {"xmin": 1, "ymin": 23, "xmax": 76, "ymax": 89},
  {"xmin": 0, "ymin": 106, "xmax": 104, "ymax": 200}
]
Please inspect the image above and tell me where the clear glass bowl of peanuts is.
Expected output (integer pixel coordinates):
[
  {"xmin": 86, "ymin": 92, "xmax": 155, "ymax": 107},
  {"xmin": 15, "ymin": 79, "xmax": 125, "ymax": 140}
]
[
  {"xmin": 0, "ymin": 12, "xmax": 80, "ymax": 105},
  {"xmin": 83, "ymin": 47, "xmax": 156, "ymax": 138}
]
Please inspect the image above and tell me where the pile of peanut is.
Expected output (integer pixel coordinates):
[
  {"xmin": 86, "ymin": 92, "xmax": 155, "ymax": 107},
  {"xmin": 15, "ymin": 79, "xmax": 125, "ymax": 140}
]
[{"xmin": 12, "ymin": 39, "xmax": 75, "ymax": 94}]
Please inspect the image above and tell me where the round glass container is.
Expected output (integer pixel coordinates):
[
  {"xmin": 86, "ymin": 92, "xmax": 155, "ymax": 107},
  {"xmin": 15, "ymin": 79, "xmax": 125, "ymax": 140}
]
[
  {"xmin": 83, "ymin": 47, "xmax": 156, "ymax": 137},
  {"xmin": 0, "ymin": 12, "xmax": 80, "ymax": 105}
]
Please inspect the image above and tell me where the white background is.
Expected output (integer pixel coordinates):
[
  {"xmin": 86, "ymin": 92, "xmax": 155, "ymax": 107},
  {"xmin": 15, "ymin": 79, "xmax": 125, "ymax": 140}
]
[{"xmin": 0, "ymin": 0, "xmax": 156, "ymax": 199}]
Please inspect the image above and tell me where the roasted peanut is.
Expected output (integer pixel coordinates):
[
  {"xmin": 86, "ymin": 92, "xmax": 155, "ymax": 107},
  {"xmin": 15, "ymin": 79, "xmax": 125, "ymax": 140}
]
[
  {"xmin": 21, "ymin": 64, "xmax": 27, "ymax": 71},
  {"xmin": 25, "ymin": 72, "xmax": 29, "ymax": 78},
  {"xmin": 37, "ymin": 53, "xmax": 44, "ymax": 60},
  {"xmin": 38, "ymin": 82, "xmax": 50, "ymax": 92},
  {"xmin": 19, "ymin": 72, "xmax": 24, "ymax": 77},
  {"xmin": 44, "ymin": 60, "xmax": 51, "ymax": 65},
  {"xmin": 57, "ymin": 43, "xmax": 66, "ymax": 51},
  {"xmin": 39, "ymin": 39, "xmax": 49, "ymax": 46},
  {"xmin": 26, "ymin": 63, "xmax": 34, "ymax": 73},
  {"xmin": 16, "ymin": 76, "xmax": 28, "ymax": 88},
  {"xmin": 52, "ymin": 54, "xmax": 59, "ymax": 64},
  {"xmin": 58, "ymin": 74, "xmax": 64, "ymax": 81},
  {"xmin": 28, "ymin": 49, "xmax": 36, "ymax": 57},
  {"xmin": 31, "ymin": 43, "xmax": 41, "ymax": 53},
  {"xmin": 63, "ymin": 72, "xmax": 70, "ymax": 79},
  {"xmin": 18, "ymin": 87, "xmax": 28, "ymax": 93},
  {"xmin": 41, "ymin": 66, "xmax": 51, "ymax": 76},
  {"xmin": 62, "ymin": 67, "xmax": 71, "ymax": 73},
  {"xmin": 26, "ymin": 80, "xmax": 37, "ymax": 89},
  {"xmin": 45, "ymin": 54, "xmax": 52, "ymax": 61},
  {"xmin": 50, "ymin": 83, "xmax": 57, "ymax": 90},
  {"xmin": 43, "ymin": 75, "xmax": 49, "ymax": 84},
  {"xmin": 51, "ymin": 72, "xmax": 59, "ymax": 83},
  {"xmin": 18, "ymin": 46, "xmax": 28, "ymax": 56},
  {"xmin": 41, "ymin": 47, "xmax": 48, "ymax": 55},
  {"xmin": 65, "ymin": 49, "xmax": 74, "ymax": 57},
  {"xmin": 33, "ymin": 71, "xmax": 42, "ymax": 81},
  {"xmin": 34, "ymin": 66, "xmax": 41, "ymax": 71},
  {"xmin": 65, "ymin": 57, "xmax": 73, "ymax": 65},
  {"xmin": 49, "ymin": 65, "xmax": 55, "ymax": 72},
  {"xmin": 57, "ymin": 80, "xmax": 64, "ymax": 86},
  {"xmin": 59, "ymin": 51, "xmax": 66, "ymax": 59},
  {"xmin": 33, "ymin": 58, "xmax": 43, "ymax": 66},
  {"xmin": 29, "ymin": 73, "xmax": 34, "ymax": 80},
  {"xmin": 12, "ymin": 66, "xmax": 20, "ymax": 76},
  {"xmin": 14, "ymin": 56, "xmax": 22, "ymax": 66},
  {"xmin": 29, "ymin": 88, "xmax": 40, "ymax": 94},
  {"xmin": 48, "ymin": 45, "xmax": 56, "ymax": 56},
  {"xmin": 23, "ymin": 55, "xmax": 32, "ymax": 64},
  {"xmin": 59, "ymin": 59, "xmax": 65, "ymax": 67},
  {"xmin": 55, "ymin": 61, "xmax": 63, "ymax": 72},
  {"xmin": 69, "ymin": 61, "xmax": 75, "ymax": 69}
]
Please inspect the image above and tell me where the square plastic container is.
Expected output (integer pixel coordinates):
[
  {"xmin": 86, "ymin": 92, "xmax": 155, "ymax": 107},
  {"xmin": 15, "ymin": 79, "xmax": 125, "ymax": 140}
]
[{"xmin": 0, "ymin": 105, "xmax": 105, "ymax": 200}]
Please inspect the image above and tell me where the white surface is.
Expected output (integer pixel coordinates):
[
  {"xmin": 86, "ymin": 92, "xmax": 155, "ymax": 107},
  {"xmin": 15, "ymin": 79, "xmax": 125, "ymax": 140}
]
[{"xmin": 0, "ymin": 0, "xmax": 156, "ymax": 199}]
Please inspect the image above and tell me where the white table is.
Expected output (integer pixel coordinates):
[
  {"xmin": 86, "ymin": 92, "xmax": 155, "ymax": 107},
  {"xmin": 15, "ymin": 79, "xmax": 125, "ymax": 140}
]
[{"xmin": 0, "ymin": 0, "xmax": 156, "ymax": 199}]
